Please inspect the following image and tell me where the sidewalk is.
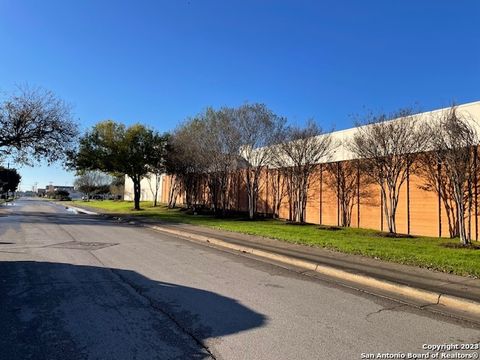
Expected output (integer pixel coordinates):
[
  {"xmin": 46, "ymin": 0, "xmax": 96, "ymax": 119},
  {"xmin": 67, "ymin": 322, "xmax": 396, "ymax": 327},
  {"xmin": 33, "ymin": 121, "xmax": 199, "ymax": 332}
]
[{"xmin": 66, "ymin": 203, "xmax": 480, "ymax": 323}]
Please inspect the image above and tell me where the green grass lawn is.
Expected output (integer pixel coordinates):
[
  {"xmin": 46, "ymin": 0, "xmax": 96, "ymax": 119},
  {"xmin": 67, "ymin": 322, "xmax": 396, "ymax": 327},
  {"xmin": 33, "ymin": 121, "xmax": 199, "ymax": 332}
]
[{"xmin": 72, "ymin": 200, "xmax": 480, "ymax": 277}]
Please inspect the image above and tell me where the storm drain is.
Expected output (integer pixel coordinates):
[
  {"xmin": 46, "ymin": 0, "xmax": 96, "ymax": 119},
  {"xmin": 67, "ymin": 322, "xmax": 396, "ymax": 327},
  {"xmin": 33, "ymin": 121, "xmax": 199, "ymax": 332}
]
[{"xmin": 46, "ymin": 241, "xmax": 118, "ymax": 250}]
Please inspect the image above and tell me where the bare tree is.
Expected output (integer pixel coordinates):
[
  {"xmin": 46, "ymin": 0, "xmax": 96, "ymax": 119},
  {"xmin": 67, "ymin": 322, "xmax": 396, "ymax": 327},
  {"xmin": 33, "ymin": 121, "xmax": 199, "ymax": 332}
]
[
  {"xmin": 417, "ymin": 154, "xmax": 459, "ymax": 237},
  {"xmin": 349, "ymin": 108, "xmax": 428, "ymax": 234},
  {"xmin": 425, "ymin": 106, "xmax": 478, "ymax": 245},
  {"xmin": 146, "ymin": 174, "xmax": 162, "ymax": 207},
  {"xmin": 109, "ymin": 176, "xmax": 125, "ymax": 200},
  {"xmin": 74, "ymin": 171, "xmax": 111, "ymax": 200},
  {"xmin": 269, "ymin": 167, "xmax": 289, "ymax": 219},
  {"xmin": 202, "ymin": 107, "xmax": 241, "ymax": 216},
  {"xmin": 235, "ymin": 103, "xmax": 285, "ymax": 219},
  {"xmin": 166, "ymin": 119, "xmax": 210, "ymax": 209},
  {"xmin": 276, "ymin": 120, "xmax": 333, "ymax": 223},
  {"xmin": 324, "ymin": 160, "xmax": 372, "ymax": 227},
  {"xmin": 146, "ymin": 134, "xmax": 168, "ymax": 207},
  {"xmin": 166, "ymin": 175, "xmax": 181, "ymax": 208},
  {"xmin": 0, "ymin": 85, "xmax": 77, "ymax": 164}
]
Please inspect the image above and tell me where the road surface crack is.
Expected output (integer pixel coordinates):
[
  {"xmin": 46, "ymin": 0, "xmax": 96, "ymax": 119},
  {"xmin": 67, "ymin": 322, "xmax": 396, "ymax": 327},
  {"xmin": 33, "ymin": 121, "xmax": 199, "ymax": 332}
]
[{"xmin": 365, "ymin": 304, "xmax": 408, "ymax": 321}]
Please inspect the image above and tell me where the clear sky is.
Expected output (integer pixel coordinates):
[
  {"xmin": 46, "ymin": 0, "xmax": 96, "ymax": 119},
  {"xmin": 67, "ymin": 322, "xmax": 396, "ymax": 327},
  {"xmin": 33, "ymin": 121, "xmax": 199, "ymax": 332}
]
[{"xmin": 1, "ymin": 0, "xmax": 479, "ymax": 191}]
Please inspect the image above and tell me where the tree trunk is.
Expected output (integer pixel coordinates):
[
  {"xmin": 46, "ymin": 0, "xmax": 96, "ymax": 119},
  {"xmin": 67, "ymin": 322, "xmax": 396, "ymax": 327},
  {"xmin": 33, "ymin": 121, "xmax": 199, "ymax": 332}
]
[
  {"xmin": 245, "ymin": 170, "xmax": 257, "ymax": 220},
  {"xmin": 247, "ymin": 171, "xmax": 261, "ymax": 220},
  {"xmin": 380, "ymin": 187, "xmax": 390, "ymax": 233},
  {"xmin": 379, "ymin": 183, "xmax": 398, "ymax": 234},
  {"xmin": 168, "ymin": 176, "xmax": 178, "ymax": 209},
  {"xmin": 152, "ymin": 174, "xmax": 159, "ymax": 207},
  {"xmin": 458, "ymin": 203, "xmax": 468, "ymax": 245},
  {"xmin": 302, "ymin": 187, "xmax": 308, "ymax": 223},
  {"xmin": 248, "ymin": 192, "xmax": 254, "ymax": 219},
  {"xmin": 133, "ymin": 177, "xmax": 141, "ymax": 210},
  {"xmin": 442, "ymin": 196, "xmax": 458, "ymax": 238},
  {"xmin": 388, "ymin": 190, "xmax": 397, "ymax": 234},
  {"xmin": 153, "ymin": 188, "xmax": 158, "ymax": 207},
  {"xmin": 455, "ymin": 189, "xmax": 468, "ymax": 245}
]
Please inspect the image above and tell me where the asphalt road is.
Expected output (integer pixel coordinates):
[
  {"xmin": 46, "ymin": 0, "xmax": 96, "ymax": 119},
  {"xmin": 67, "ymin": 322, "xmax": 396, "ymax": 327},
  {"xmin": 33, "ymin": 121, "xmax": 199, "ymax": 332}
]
[{"xmin": 0, "ymin": 199, "xmax": 479, "ymax": 360}]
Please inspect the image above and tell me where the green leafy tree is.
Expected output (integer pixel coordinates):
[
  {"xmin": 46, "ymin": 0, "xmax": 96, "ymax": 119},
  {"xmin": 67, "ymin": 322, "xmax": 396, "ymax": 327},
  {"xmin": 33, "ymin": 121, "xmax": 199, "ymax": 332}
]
[
  {"xmin": 0, "ymin": 167, "xmax": 21, "ymax": 197},
  {"xmin": 72, "ymin": 120, "xmax": 166, "ymax": 210}
]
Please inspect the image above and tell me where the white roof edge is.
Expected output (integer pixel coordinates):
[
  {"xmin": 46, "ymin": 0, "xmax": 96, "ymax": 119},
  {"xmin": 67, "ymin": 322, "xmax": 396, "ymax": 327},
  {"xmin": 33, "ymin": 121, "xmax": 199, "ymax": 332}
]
[
  {"xmin": 324, "ymin": 100, "xmax": 480, "ymax": 136},
  {"xmin": 263, "ymin": 100, "xmax": 480, "ymax": 166}
]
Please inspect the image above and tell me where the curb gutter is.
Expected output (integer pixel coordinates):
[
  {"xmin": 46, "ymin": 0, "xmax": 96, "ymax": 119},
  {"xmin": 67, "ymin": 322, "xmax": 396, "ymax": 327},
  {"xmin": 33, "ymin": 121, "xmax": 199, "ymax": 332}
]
[
  {"xmin": 64, "ymin": 204, "xmax": 99, "ymax": 216},
  {"xmin": 62, "ymin": 204, "xmax": 480, "ymax": 319},
  {"xmin": 145, "ymin": 224, "xmax": 480, "ymax": 319}
]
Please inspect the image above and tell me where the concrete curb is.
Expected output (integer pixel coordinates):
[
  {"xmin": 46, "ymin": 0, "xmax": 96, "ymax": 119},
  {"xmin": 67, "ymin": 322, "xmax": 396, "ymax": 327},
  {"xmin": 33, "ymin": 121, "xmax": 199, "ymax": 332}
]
[
  {"xmin": 145, "ymin": 224, "xmax": 480, "ymax": 318},
  {"xmin": 61, "ymin": 205, "xmax": 480, "ymax": 318},
  {"xmin": 64, "ymin": 204, "xmax": 99, "ymax": 216}
]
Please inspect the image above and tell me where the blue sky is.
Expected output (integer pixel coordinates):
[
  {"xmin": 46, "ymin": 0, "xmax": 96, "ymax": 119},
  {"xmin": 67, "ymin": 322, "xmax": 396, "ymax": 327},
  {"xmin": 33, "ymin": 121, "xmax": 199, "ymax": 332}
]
[{"xmin": 0, "ymin": 0, "xmax": 479, "ymax": 190}]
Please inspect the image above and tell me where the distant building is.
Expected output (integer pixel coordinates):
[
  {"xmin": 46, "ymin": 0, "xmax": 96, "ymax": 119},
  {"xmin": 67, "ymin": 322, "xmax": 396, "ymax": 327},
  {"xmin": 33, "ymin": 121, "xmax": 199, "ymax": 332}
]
[
  {"xmin": 46, "ymin": 185, "xmax": 75, "ymax": 193},
  {"xmin": 123, "ymin": 101, "xmax": 480, "ymax": 238}
]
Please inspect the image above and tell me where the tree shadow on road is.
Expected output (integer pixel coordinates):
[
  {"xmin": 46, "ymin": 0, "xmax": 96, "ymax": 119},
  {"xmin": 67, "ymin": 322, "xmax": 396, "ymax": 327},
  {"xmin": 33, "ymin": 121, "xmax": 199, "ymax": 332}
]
[{"xmin": 0, "ymin": 261, "xmax": 267, "ymax": 360}]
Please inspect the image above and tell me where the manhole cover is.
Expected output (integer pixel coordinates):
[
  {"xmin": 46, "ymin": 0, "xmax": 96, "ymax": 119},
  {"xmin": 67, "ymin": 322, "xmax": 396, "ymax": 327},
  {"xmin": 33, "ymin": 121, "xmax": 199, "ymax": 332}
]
[{"xmin": 46, "ymin": 241, "xmax": 118, "ymax": 250}]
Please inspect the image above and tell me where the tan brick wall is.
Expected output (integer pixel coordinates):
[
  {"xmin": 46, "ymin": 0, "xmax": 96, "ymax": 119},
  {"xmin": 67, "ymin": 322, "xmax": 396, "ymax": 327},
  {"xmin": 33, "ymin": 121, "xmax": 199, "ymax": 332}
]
[{"xmin": 153, "ymin": 164, "xmax": 479, "ymax": 239}]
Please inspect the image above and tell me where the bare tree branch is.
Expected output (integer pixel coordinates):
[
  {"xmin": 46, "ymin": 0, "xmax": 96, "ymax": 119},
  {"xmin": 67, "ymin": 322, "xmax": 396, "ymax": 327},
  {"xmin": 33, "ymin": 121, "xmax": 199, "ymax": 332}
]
[
  {"xmin": 0, "ymin": 85, "xmax": 77, "ymax": 164},
  {"xmin": 348, "ymin": 108, "xmax": 429, "ymax": 234},
  {"xmin": 273, "ymin": 120, "xmax": 333, "ymax": 223},
  {"xmin": 424, "ymin": 106, "xmax": 479, "ymax": 245}
]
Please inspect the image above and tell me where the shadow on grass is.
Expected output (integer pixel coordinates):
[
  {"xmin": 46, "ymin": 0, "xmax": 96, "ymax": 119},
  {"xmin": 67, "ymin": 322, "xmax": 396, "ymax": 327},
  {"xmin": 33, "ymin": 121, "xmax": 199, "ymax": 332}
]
[{"xmin": 441, "ymin": 242, "xmax": 480, "ymax": 250}]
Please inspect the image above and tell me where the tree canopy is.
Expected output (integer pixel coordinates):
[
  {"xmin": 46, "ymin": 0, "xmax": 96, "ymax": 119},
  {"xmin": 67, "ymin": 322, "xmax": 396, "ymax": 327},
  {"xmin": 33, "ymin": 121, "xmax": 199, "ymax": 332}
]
[
  {"xmin": 349, "ymin": 108, "xmax": 428, "ymax": 234},
  {"xmin": 0, "ymin": 167, "xmax": 21, "ymax": 195},
  {"xmin": 0, "ymin": 86, "xmax": 77, "ymax": 164},
  {"xmin": 71, "ymin": 120, "xmax": 167, "ymax": 210}
]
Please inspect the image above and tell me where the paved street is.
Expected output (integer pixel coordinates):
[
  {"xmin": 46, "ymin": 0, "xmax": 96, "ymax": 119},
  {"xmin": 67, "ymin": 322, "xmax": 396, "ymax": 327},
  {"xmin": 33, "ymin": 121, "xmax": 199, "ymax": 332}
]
[{"xmin": 1, "ymin": 199, "xmax": 479, "ymax": 360}]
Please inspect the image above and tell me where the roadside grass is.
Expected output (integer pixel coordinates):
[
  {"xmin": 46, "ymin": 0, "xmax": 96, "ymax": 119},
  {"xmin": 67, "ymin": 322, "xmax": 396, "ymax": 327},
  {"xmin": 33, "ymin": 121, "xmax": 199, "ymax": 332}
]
[{"xmin": 72, "ymin": 200, "xmax": 480, "ymax": 277}]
